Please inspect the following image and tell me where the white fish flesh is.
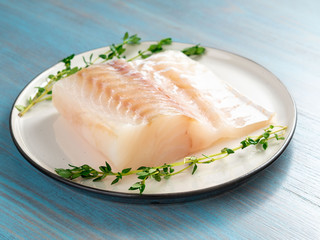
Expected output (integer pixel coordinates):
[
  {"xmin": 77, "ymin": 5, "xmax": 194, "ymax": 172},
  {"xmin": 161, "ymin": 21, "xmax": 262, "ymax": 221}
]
[{"xmin": 52, "ymin": 50, "xmax": 273, "ymax": 171}]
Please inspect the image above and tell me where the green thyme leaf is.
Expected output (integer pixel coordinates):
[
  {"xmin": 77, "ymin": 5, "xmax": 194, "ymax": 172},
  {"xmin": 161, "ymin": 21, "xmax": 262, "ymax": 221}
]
[
  {"xmin": 105, "ymin": 162, "xmax": 112, "ymax": 172},
  {"xmin": 67, "ymin": 67, "xmax": 81, "ymax": 76},
  {"xmin": 111, "ymin": 176, "xmax": 120, "ymax": 185},
  {"xmin": 241, "ymin": 140, "xmax": 248, "ymax": 149},
  {"xmin": 182, "ymin": 44, "xmax": 205, "ymax": 56},
  {"xmin": 148, "ymin": 168, "xmax": 157, "ymax": 174},
  {"xmin": 221, "ymin": 148, "xmax": 235, "ymax": 154},
  {"xmin": 192, "ymin": 164, "xmax": 198, "ymax": 175},
  {"xmin": 122, "ymin": 168, "xmax": 132, "ymax": 174},
  {"xmin": 126, "ymin": 34, "xmax": 141, "ymax": 44},
  {"xmin": 55, "ymin": 168, "xmax": 72, "ymax": 178},
  {"xmin": 93, "ymin": 173, "xmax": 107, "ymax": 182},
  {"xmin": 152, "ymin": 174, "xmax": 161, "ymax": 182},
  {"xmin": 48, "ymin": 74, "xmax": 55, "ymax": 80},
  {"xmin": 248, "ymin": 138, "xmax": 258, "ymax": 145},
  {"xmin": 139, "ymin": 183, "xmax": 146, "ymax": 194},
  {"xmin": 129, "ymin": 182, "xmax": 142, "ymax": 190},
  {"xmin": 262, "ymin": 132, "xmax": 270, "ymax": 139},
  {"xmin": 137, "ymin": 171, "xmax": 149, "ymax": 177},
  {"xmin": 99, "ymin": 166, "xmax": 109, "ymax": 173},
  {"xmin": 70, "ymin": 172, "xmax": 81, "ymax": 180},
  {"xmin": 27, "ymin": 97, "xmax": 32, "ymax": 104},
  {"xmin": 123, "ymin": 32, "xmax": 129, "ymax": 41},
  {"xmin": 137, "ymin": 166, "xmax": 148, "ymax": 170},
  {"xmin": 148, "ymin": 43, "xmax": 162, "ymax": 53},
  {"xmin": 61, "ymin": 54, "xmax": 75, "ymax": 69},
  {"xmin": 35, "ymin": 87, "xmax": 45, "ymax": 94},
  {"xmin": 262, "ymin": 142, "xmax": 268, "ymax": 150},
  {"xmin": 140, "ymin": 53, "xmax": 152, "ymax": 59},
  {"xmin": 82, "ymin": 56, "xmax": 89, "ymax": 66},
  {"xmin": 15, "ymin": 105, "xmax": 26, "ymax": 112},
  {"xmin": 159, "ymin": 37, "xmax": 172, "ymax": 45}
]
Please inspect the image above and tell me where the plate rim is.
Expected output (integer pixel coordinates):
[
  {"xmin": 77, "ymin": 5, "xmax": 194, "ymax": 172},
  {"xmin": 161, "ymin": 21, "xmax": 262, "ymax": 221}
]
[{"xmin": 9, "ymin": 43, "xmax": 297, "ymax": 202}]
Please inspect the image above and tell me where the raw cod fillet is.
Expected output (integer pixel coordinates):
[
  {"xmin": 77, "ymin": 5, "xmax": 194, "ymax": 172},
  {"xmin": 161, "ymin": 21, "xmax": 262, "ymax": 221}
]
[{"xmin": 52, "ymin": 50, "xmax": 273, "ymax": 171}]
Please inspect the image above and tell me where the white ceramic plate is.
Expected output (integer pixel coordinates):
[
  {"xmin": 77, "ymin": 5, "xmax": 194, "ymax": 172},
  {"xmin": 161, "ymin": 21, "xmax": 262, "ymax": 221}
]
[{"xmin": 10, "ymin": 42, "xmax": 296, "ymax": 203}]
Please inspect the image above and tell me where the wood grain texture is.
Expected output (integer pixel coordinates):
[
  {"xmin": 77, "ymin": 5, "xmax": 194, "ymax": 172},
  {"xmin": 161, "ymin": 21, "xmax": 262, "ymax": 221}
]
[{"xmin": 1, "ymin": 0, "xmax": 319, "ymax": 239}]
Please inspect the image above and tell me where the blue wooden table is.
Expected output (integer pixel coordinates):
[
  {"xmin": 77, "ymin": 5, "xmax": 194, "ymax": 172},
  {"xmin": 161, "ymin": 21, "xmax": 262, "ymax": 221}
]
[{"xmin": 1, "ymin": 0, "xmax": 319, "ymax": 239}]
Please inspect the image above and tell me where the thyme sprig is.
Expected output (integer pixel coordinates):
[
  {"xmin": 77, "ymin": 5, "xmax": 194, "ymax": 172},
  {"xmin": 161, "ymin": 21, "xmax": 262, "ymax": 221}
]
[
  {"xmin": 16, "ymin": 32, "xmax": 206, "ymax": 116},
  {"xmin": 55, "ymin": 125, "xmax": 287, "ymax": 194}
]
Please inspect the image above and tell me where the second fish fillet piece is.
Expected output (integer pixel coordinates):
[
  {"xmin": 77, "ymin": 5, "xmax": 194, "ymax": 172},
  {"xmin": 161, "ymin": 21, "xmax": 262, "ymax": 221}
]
[
  {"xmin": 132, "ymin": 51, "xmax": 274, "ymax": 138},
  {"xmin": 52, "ymin": 50, "xmax": 273, "ymax": 171}
]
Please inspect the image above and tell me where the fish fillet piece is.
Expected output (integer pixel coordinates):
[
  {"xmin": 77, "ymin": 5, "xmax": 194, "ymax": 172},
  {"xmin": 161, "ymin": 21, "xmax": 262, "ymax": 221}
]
[
  {"xmin": 52, "ymin": 50, "xmax": 273, "ymax": 171},
  {"xmin": 132, "ymin": 50, "xmax": 274, "ymax": 137}
]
